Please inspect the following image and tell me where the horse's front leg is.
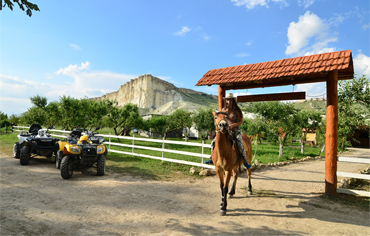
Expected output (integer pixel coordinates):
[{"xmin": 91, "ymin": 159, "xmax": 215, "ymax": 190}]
[
  {"xmin": 216, "ymin": 167, "xmax": 225, "ymax": 209},
  {"xmin": 228, "ymin": 167, "xmax": 239, "ymax": 197},
  {"xmin": 220, "ymin": 171, "xmax": 232, "ymax": 216}
]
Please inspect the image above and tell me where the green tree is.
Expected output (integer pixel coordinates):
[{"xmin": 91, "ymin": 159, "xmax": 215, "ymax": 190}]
[
  {"xmin": 0, "ymin": 111, "xmax": 8, "ymax": 122},
  {"xmin": 241, "ymin": 117, "xmax": 267, "ymax": 159},
  {"xmin": 1, "ymin": 0, "xmax": 40, "ymax": 17},
  {"xmin": 0, "ymin": 111, "xmax": 10, "ymax": 128},
  {"xmin": 296, "ymin": 110, "xmax": 322, "ymax": 155},
  {"xmin": 167, "ymin": 109, "xmax": 192, "ymax": 140},
  {"xmin": 79, "ymin": 99, "xmax": 108, "ymax": 130},
  {"xmin": 58, "ymin": 96, "xmax": 84, "ymax": 130},
  {"xmin": 251, "ymin": 101, "xmax": 299, "ymax": 158},
  {"xmin": 22, "ymin": 106, "xmax": 47, "ymax": 125},
  {"xmin": 30, "ymin": 95, "xmax": 47, "ymax": 108},
  {"xmin": 21, "ymin": 96, "xmax": 48, "ymax": 126},
  {"xmin": 192, "ymin": 108, "xmax": 214, "ymax": 141},
  {"xmin": 44, "ymin": 101, "xmax": 62, "ymax": 127},
  {"xmin": 9, "ymin": 114, "xmax": 21, "ymax": 125},
  {"xmin": 105, "ymin": 101, "xmax": 143, "ymax": 137},
  {"xmin": 338, "ymin": 75, "xmax": 370, "ymax": 149},
  {"xmin": 148, "ymin": 115, "xmax": 168, "ymax": 138}
]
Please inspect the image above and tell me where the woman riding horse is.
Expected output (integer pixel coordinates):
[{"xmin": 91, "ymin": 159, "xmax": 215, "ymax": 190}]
[
  {"xmin": 210, "ymin": 93, "xmax": 251, "ymax": 169},
  {"xmin": 212, "ymin": 97, "xmax": 253, "ymax": 215}
]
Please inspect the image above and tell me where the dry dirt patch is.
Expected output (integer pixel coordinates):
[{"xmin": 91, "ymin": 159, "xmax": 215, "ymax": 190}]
[{"xmin": 0, "ymin": 149, "xmax": 369, "ymax": 235}]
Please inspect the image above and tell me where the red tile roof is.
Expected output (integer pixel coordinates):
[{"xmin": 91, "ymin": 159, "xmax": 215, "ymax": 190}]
[{"xmin": 196, "ymin": 50, "xmax": 354, "ymax": 89}]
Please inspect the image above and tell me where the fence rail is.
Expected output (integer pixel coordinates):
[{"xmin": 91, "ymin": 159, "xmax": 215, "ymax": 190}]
[
  {"xmin": 337, "ymin": 156, "xmax": 370, "ymax": 197},
  {"xmin": 13, "ymin": 126, "xmax": 214, "ymax": 170}
]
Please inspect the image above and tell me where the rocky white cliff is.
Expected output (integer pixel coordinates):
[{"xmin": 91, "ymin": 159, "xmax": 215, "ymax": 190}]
[{"xmin": 94, "ymin": 74, "xmax": 218, "ymax": 114}]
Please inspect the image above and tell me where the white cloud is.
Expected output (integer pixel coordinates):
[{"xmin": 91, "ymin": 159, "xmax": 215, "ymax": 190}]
[
  {"xmin": 56, "ymin": 61, "xmax": 90, "ymax": 75},
  {"xmin": 362, "ymin": 24, "xmax": 370, "ymax": 31},
  {"xmin": 174, "ymin": 26, "xmax": 191, "ymax": 37},
  {"xmin": 0, "ymin": 62, "xmax": 137, "ymax": 115},
  {"xmin": 235, "ymin": 53, "xmax": 250, "ymax": 57},
  {"xmin": 54, "ymin": 62, "xmax": 136, "ymax": 98},
  {"xmin": 231, "ymin": 0, "xmax": 288, "ymax": 9},
  {"xmin": 296, "ymin": 82, "xmax": 326, "ymax": 99},
  {"xmin": 203, "ymin": 34, "xmax": 210, "ymax": 41},
  {"xmin": 354, "ymin": 52, "xmax": 370, "ymax": 78},
  {"xmin": 232, "ymin": 0, "xmax": 268, "ymax": 9},
  {"xmin": 69, "ymin": 44, "xmax": 82, "ymax": 51},
  {"xmin": 285, "ymin": 11, "xmax": 337, "ymax": 56},
  {"xmin": 298, "ymin": 0, "xmax": 315, "ymax": 8}
]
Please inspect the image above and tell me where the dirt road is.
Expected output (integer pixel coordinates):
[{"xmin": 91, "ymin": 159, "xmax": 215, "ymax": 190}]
[{"xmin": 0, "ymin": 148, "xmax": 369, "ymax": 235}]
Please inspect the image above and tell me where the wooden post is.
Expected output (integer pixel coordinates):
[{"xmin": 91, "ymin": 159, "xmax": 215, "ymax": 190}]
[
  {"xmin": 325, "ymin": 70, "xmax": 338, "ymax": 196},
  {"xmin": 218, "ymin": 86, "xmax": 225, "ymax": 111}
]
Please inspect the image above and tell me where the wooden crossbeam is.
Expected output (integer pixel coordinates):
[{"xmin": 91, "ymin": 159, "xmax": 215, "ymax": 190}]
[{"xmin": 237, "ymin": 92, "xmax": 306, "ymax": 103}]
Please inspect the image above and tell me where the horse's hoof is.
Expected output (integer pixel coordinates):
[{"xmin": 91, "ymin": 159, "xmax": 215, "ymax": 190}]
[
  {"xmin": 219, "ymin": 210, "xmax": 226, "ymax": 216},
  {"xmin": 228, "ymin": 194, "xmax": 234, "ymax": 199},
  {"xmin": 247, "ymin": 191, "xmax": 253, "ymax": 196}
]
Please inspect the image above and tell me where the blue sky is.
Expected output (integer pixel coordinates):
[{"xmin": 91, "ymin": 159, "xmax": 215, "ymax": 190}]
[{"xmin": 1, "ymin": 0, "xmax": 369, "ymax": 115}]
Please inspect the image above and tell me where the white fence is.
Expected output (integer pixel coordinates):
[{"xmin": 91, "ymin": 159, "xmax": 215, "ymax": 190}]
[
  {"xmin": 337, "ymin": 156, "xmax": 370, "ymax": 197},
  {"xmin": 13, "ymin": 126, "xmax": 214, "ymax": 170}
]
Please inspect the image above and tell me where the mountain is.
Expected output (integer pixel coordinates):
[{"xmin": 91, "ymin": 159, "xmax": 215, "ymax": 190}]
[{"xmin": 93, "ymin": 74, "xmax": 218, "ymax": 115}]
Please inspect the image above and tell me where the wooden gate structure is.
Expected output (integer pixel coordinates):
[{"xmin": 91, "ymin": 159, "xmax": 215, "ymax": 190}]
[{"xmin": 196, "ymin": 50, "xmax": 354, "ymax": 196}]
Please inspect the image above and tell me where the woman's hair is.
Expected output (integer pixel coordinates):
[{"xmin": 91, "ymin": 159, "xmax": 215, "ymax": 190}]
[{"xmin": 224, "ymin": 98, "xmax": 242, "ymax": 117}]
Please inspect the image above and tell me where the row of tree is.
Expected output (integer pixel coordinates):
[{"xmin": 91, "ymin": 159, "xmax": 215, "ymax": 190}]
[
  {"xmin": 1, "ymin": 76, "xmax": 369, "ymax": 157},
  {"xmin": 1, "ymin": 95, "xmax": 215, "ymax": 141}
]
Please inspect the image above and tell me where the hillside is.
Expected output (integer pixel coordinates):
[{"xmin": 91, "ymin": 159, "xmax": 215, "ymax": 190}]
[{"xmin": 293, "ymin": 98, "xmax": 327, "ymax": 114}]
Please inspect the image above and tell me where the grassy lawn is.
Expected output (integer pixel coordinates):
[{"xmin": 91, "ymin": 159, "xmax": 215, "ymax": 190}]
[{"xmin": 0, "ymin": 132, "xmax": 323, "ymax": 180}]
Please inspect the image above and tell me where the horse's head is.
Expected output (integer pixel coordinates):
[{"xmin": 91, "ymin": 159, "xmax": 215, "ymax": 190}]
[{"xmin": 213, "ymin": 111, "xmax": 229, "ymax": 134}]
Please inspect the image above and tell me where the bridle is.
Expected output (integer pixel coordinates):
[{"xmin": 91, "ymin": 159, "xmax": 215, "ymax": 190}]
[{"xmin": 214, "ymin": 111, "xmax": 229, "ymax": 133}]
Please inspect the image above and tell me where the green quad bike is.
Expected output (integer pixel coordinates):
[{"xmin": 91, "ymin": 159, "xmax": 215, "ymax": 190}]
[
  {"xmin": 14, "ymin": 124, "xmax": 60, "ymax": 165},
  {"xmin": 57, "ymin": 127, "xmax": 108, "ymax": 179}
]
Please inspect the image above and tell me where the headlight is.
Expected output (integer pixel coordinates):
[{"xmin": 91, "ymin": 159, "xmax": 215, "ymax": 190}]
[
  {"xmin": 99, "ymin": 137, "xmax": 105, "ymax": 144},
  {"xmin": 97, "ymin": 146, "xmax": 105, "ymax": 154},
  {"xmin": 69, "ymin": 146, "xmax": 81, "ymax": 154}
]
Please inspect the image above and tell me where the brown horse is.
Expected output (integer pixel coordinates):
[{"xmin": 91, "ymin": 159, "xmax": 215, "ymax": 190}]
[{"xmin": 212, "ymin": 111, "xmax": 253, "ymax": 216}]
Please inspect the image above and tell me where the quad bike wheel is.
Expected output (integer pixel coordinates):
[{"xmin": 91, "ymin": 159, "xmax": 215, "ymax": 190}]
[
  {"xmin": 61, "ymin": 156, "xmax": 74, "ymax": 179},
  {"xmin": 97, "ymin": 155, "xmax": 106, "ymax": 176},
  {"xmin": 20, "ymin": 145, "xmax": 31, "ymax": 165},
  {"xmin": 56, "ymin": 151, "xmax": 63, "ymax": 169},
  {"xmin": 13, "ymin": 142, "xmax": 20, "ymax": 159}
]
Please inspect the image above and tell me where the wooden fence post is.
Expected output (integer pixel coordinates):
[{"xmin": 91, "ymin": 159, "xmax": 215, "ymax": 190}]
[
  {"xmin": 132, "ymin": 134, "xmax": 135, "ymax": 156},
  {"xmin": 325, "ymin": 70, "xmax": 338, "ymax": 196}
]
